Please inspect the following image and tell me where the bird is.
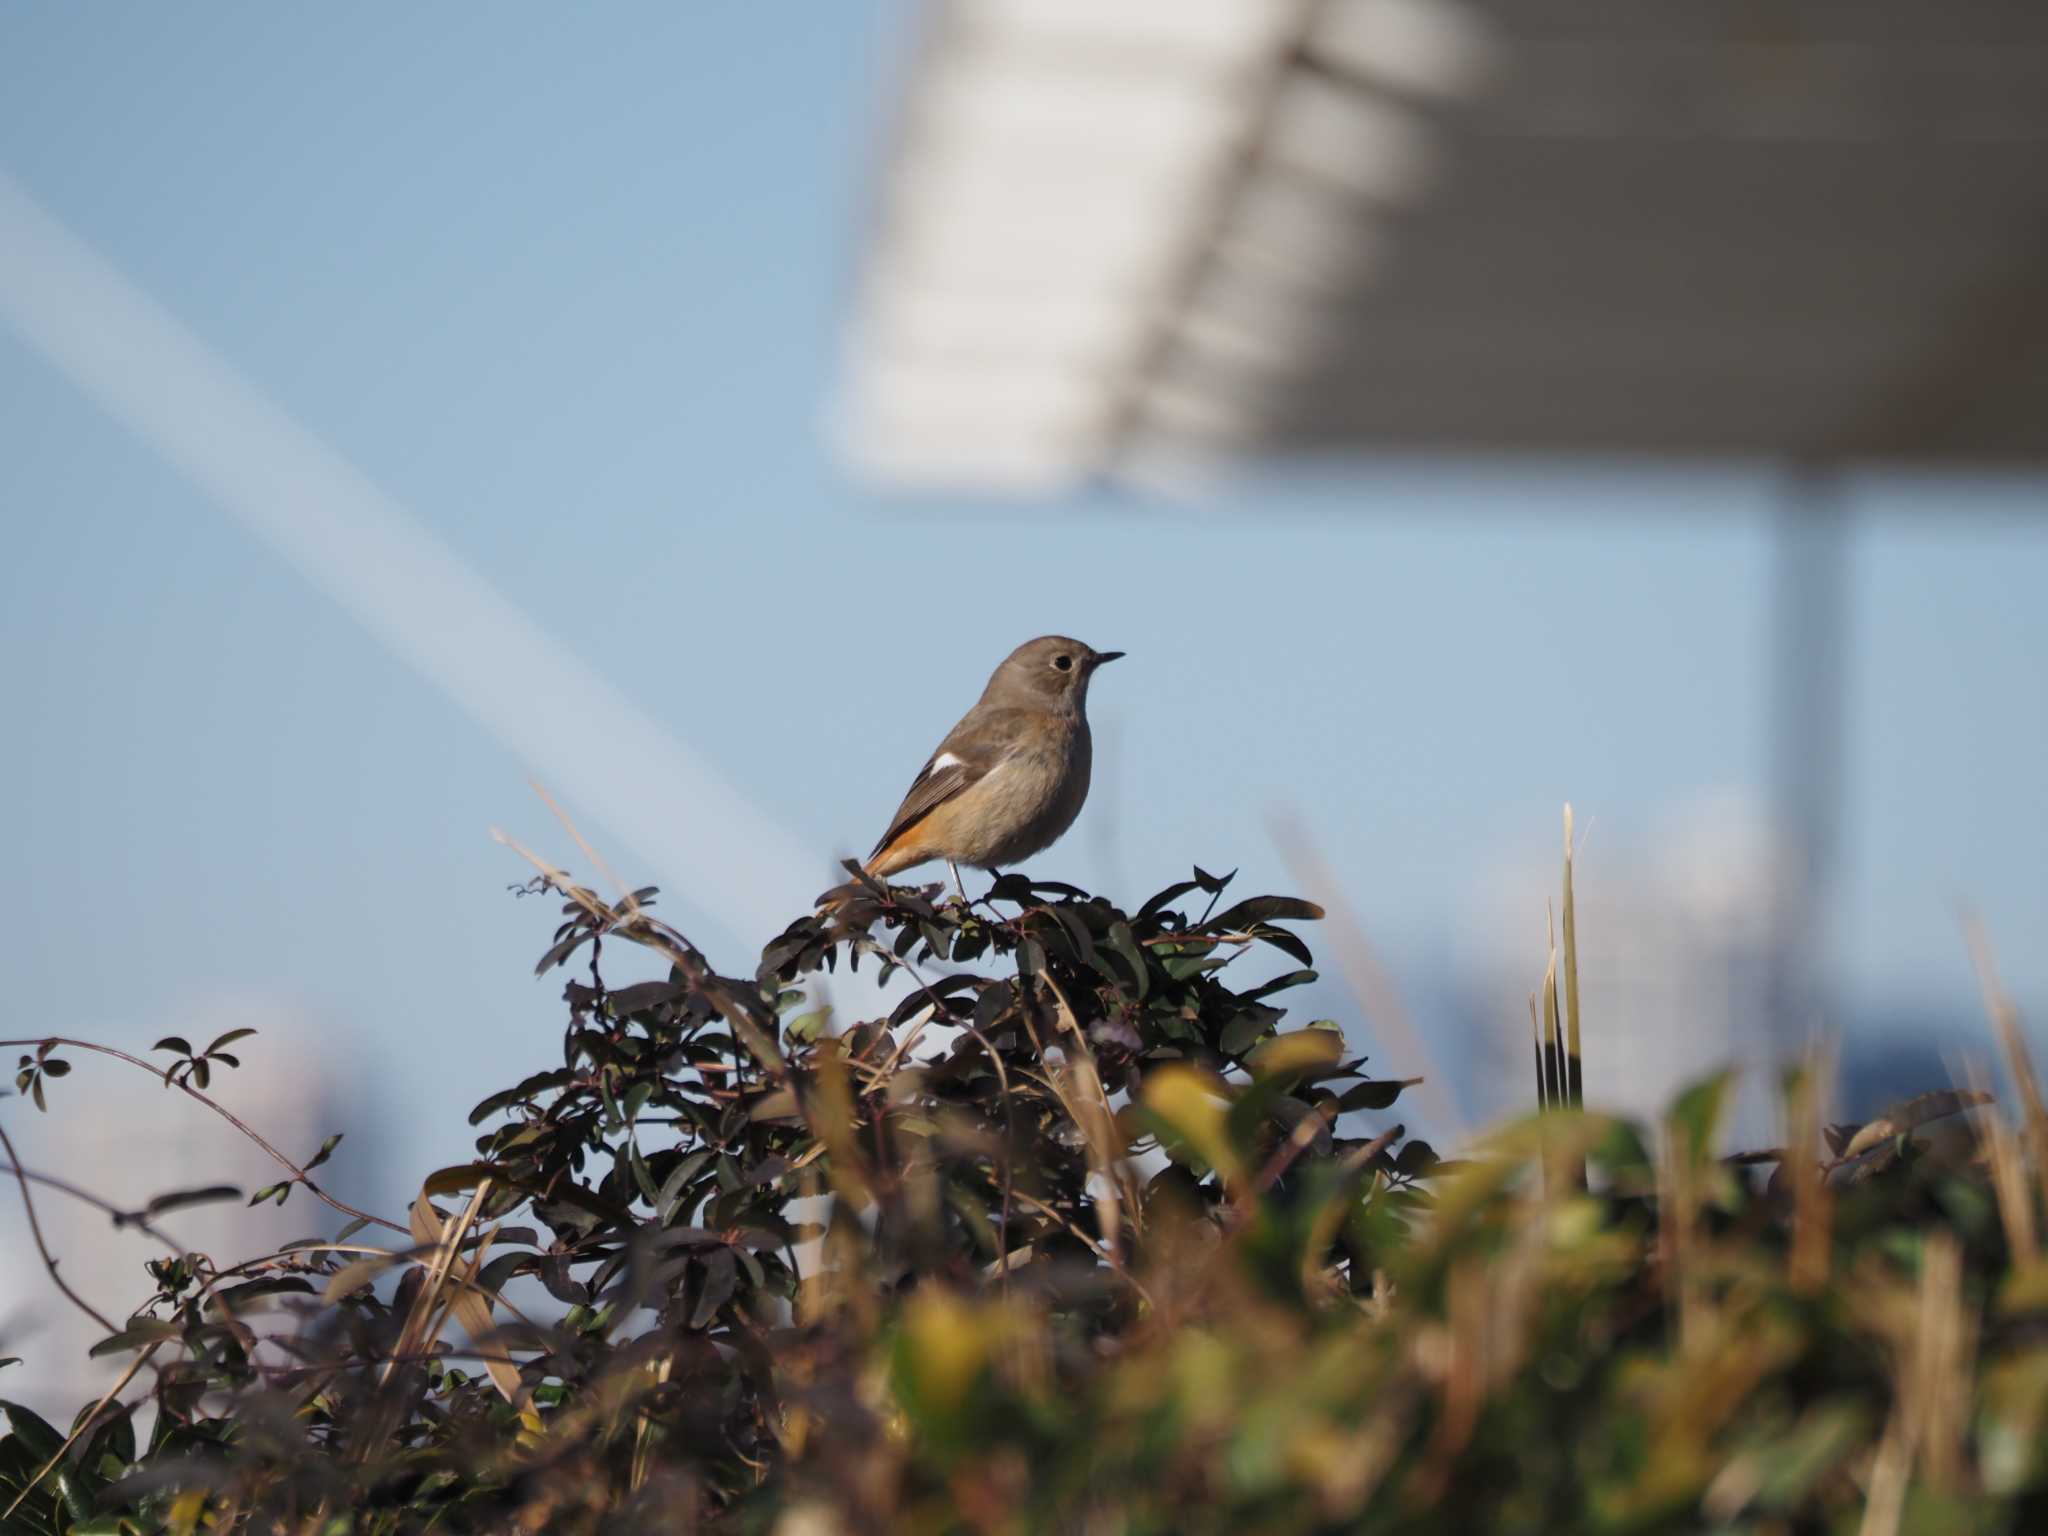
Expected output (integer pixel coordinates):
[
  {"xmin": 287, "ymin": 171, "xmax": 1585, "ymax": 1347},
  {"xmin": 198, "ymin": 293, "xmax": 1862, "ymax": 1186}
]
[{"xmin": 855, "ymin": 635, "xmax": 1123, "ymax": 900}]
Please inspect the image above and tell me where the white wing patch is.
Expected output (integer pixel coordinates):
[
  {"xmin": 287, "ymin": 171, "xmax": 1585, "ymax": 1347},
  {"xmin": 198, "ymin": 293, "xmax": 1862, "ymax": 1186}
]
[{"xmin": 928, "ymin": 751, "xmax": 965, "ymax": 773}]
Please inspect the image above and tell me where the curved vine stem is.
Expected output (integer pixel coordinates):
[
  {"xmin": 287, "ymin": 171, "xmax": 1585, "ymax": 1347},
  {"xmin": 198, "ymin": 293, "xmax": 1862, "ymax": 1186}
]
[{"xmin": 0, "ymin": 1037, "xmax": 404, "ymax": 1235}]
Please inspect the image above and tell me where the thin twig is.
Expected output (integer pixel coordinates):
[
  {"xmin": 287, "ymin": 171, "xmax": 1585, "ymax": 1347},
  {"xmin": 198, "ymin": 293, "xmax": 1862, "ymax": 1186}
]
[
  {"xmin": 1251, "ymin": 1102, "xmax": 1338, "ymax": 1197},
  {"xmin": 202, "ymin": 1240, "xmax": 548, "ymax": 1334},
  {"xmin": 1005, "ymin": 1187, "xmax": 1154, "ymax": 1309},
  {"xmin": 0, "ymin": 1159, "xmax": 187, "ymax": 1252},
  {"xmin": 530, "ymin": 778, "xmax": 643, "ymax": 922},
  {"xmin": 0, "ymin": 1037, "xmax": 403, "ymax": 1235},
  {"xmin": 0, "ymin": 1116, "xmax": 120, "ymax": 1335},
  {"xmin": 848, "ymin": 932, "xmax": 960, "ymax": 1069},
  {"xmin": 961, "ymin": 1021, "xmax": 1016, "ymax": 1285}
]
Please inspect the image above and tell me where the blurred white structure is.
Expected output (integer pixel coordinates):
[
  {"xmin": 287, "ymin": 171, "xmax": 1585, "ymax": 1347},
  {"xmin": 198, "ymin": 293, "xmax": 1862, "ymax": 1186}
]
[
  {"xmin": 1465, "ymin": 795, "xmax": 1789, "ymax": 1146},
  {"xmin": 0, "ymin": 994, "xmax": 357, "ymax": 1415},
  {"xmin": 842, "ymin": 0, "xmax": 2048, "ymax": 1046},
  {"xmin": 844, "ymin": 0, "xmax": 2048, "ymax": 487},
  {"xmin": 841, "ymin": 0, "xmax": 1496, "ymax": 492}
]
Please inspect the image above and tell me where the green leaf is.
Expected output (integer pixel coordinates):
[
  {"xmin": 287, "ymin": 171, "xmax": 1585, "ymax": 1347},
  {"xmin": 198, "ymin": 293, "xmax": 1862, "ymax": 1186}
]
[
  {"xmin": 629, "ymin": 1140, "xmax": 660, "ymax": 1207},
  {"xmin": 0, "ymin": 1401, "xmax": 64, "ymax": 1462},
  {"xmin": 621, "ymin": 1081, "xmax": 655, "ymax": 1124},
  {"xmin": 1159, "ymin": 944, "xmax": 1229, "ymax": 982},
  {"xmin": 210, "ymin": 1277, "xmax": 316, "ymax": 1311},
  {"xmin": 1219, "ymin": 1012, "xmax": 1276, "ymax": 1058},
  {"xmin": 1017, "ymin": 938, "xmax": 1047, "ymax": 982},
  {"xmin": 87, "ymin": 1319, "xmax": 181, "ymax": 1358},
  {"xmin": 1208, "ymin": 896, "xmax": 1325, "ymax": 931},
  {"xmin": 304, "ymin": 1133, "xmax": 344, "ymax": 1172},
  {"xmin": 606, "ymin": 980, "xmax": 684, "ymax": 1015},
  {"xmin": 204, "ymin": 1027, "xmax": 258, "ymax": 1056},
  {"xmin": 1751, "ymin": 1400, "xmax": 1871, "ymax": 1510},
  {"xmin": 690, "ymin": 1248, "xmax": 737, "ymax": 1330},
  {"xmin": 152, "ymin": 1037, "xmax": 193, "ymax": 1057},
  {"xmin": 469, "ymin": 1068, "xmax": 576, "ymax": 1125},
  {"xmin": 1668, "ymin": 1071, "xmax": 1735, "ymax": 1166},
  {"xmin": 1394, "ymin": 1140, "xmax": 1439, "ymax": 1178},
  {"xmin": 1105, "ymin": 922, "xmax": 1149, "ymax": 1000},
  {"xmin": 784, "ymin": 1007, "xmax": 832, "ymax": 1043},
  {"xmin": 1250, "ymin": 926, "xmax": 1315, "ymax": 967},
  {"xmin": 143, "ymin": 1185, "xmax": 242, "ymax": 1218},
  {"xmin": 1242, "ymin": 969, "xmax": 1317, "ymax": 1001},
  {"xmin": 1247, "ymin": 1029, "xmax": 1346, "ymax": 1079},
  {"xmin": 1137, "ymin": 880, "xmax": 1202, "ymax": 920},
  {"xmin": 422, "ymin": 1163, "xmax": 498, "ymax": 1196},
  {"xmin": 658, "ymin": 1150, "xmax": 714, "ymax": 1225},
  {"xmin": 1338, "ymin": 1079, "xmax": 1419, "ymax": 1113}
]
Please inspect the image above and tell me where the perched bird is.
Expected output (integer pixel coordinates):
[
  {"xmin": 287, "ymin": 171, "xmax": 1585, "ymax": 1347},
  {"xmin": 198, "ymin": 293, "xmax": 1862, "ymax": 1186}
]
[{"xmin": 858, "ymin": 635, "xmax": 1123, "ymax": 896}]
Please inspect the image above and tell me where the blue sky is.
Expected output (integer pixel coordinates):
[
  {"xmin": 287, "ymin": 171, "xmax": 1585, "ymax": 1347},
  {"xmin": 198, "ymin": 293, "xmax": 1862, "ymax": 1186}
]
[{"xmin": 2, "ymin": 0, "xmax": 2045, "ymax": 1217}]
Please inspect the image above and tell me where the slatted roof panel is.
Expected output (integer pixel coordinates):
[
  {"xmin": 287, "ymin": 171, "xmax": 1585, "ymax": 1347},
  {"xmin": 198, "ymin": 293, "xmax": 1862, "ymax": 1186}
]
[{"xmin": 840, "ymin": 0, "xmax": 2048, "ymax": 491}]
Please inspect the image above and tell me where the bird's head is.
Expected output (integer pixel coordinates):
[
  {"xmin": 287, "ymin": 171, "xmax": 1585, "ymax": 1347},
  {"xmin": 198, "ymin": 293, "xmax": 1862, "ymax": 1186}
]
[{"xmin": 984, "ymin": 635, "xmax": 1124, "ymax": 714}]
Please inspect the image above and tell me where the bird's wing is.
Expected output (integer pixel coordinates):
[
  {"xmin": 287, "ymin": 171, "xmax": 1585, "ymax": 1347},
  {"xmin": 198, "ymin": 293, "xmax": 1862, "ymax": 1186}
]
[{"xmin": 868, "ymin": 732, "xmax": 1001, "ymax": 859}]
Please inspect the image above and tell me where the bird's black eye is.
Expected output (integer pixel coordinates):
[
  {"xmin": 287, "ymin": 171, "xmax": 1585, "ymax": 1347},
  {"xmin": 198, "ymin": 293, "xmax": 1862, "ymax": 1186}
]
[{"xmin": 1053, "ymin": 654, "xmax": 1074, "ymax": 672}]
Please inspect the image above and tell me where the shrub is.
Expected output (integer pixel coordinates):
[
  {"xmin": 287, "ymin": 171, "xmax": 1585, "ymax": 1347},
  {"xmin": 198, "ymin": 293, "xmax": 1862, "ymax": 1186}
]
[{"xmin": 0, "ymin": 854, "xmax": 2043, "ymax": 1534}]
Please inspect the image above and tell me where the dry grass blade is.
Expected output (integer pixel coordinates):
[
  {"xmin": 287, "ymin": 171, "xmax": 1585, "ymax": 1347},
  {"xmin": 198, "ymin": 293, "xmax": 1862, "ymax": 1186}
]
[
  {"xmin": 1908, "ymin": 1232, "xmax": 1976, "ymax": 1490},
  {"xmin": 1857, "ymin": 1230, "xmax": 1978, "ymax": 1536},
  {"xmin": 1785, "ymin": 1051, "xmax": 1833, "ymax": 1293},
  {"xmin": 1561, "ymin": 804, "xmax": 1584, "ymax": 1109},
  {"xmin": 1034, "ymin": 963, "xmax": 1140, "ymax": 1256},
  {"xmin": 530, "ymin": 777, "xmax": 643, "ymax": 920},
  {"xmin": 1541, "ymin": 940, "xmax": 1563, "ymax": 1116},
  {"xmin": 447, "ymin": 1224, "xmax": 524, "ymax": 1407},
  {"xmin": 1982, "ymin": 1106, "xmax": 2038, "ymax": 1270},
  {"xmin": 1965, "ymin": 913, "xmax": 2048, "ymax": 1169},
  {"xmin": 379, "ymin": 1179, "xmax": 495, "ymax": 1391},
  {"xmin": 1962, "ymin": 1054, "xmax": 2039, "ymax": 1272}
]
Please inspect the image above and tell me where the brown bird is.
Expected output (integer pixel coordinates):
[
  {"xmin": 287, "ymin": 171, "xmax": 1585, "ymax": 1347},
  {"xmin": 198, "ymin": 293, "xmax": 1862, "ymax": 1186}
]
[{"xmin": 860, "ymin": 636, "xmax": 1123, "ymax": 896}]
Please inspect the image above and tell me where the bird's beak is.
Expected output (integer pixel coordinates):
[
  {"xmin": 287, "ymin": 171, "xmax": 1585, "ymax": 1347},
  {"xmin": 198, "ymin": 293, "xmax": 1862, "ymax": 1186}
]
[{"xmin": 1090, "ymin": 650, "xmax": 1125, "ymax": 668}]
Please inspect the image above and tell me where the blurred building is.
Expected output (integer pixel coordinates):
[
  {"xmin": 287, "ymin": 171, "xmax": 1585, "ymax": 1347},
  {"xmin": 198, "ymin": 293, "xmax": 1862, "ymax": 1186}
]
[{"xmin": 0, "ymin": 994, "xmax": 367, "ymax": 1416}]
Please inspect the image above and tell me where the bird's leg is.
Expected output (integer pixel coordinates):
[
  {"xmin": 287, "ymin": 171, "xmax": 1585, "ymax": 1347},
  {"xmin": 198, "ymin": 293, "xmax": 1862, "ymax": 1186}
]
[{"xmin": 948, "ymin": 860, "xmax": 969, "ymax": 906}]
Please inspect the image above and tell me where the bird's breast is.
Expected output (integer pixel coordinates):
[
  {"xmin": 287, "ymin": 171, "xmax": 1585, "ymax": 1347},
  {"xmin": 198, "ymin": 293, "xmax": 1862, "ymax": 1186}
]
[{"xmin": 967, "ymin": 721, "xmax": 1090, "ymax": 869}]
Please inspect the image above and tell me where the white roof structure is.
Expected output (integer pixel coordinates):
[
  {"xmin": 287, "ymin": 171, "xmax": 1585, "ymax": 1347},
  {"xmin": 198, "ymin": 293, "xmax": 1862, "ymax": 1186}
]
[{"xmin": 839, "ymin": 0, "xmax": 2048, "ymax": 492}]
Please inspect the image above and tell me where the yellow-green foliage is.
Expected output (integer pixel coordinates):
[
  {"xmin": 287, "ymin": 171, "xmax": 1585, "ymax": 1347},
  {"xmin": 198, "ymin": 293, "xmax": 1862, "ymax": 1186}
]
[{"xmin": 2, "ymin": 857, "xmax": 2044, "ymax": 1536}]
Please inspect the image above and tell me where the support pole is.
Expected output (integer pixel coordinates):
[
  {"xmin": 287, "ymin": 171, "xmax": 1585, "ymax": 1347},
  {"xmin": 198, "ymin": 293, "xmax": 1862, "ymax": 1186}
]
[{"xmin": 1768, "ymin": 466, "xmax": 1851, "ymax": 1044}]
